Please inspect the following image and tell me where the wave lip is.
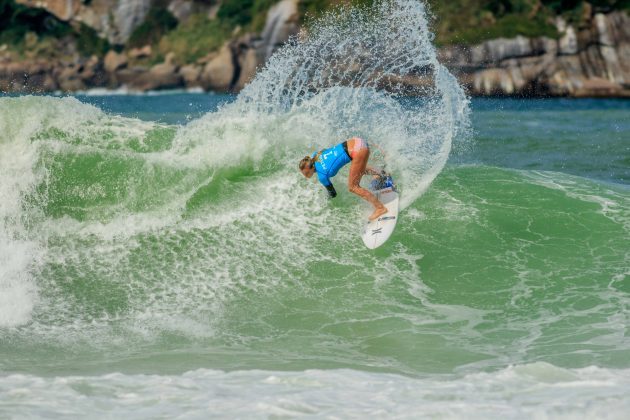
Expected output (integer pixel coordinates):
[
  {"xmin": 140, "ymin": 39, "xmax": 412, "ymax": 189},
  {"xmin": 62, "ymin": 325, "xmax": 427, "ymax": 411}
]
[{"xmin": 230, "ymin": 0, "xmax": 470, "ymax": 208}]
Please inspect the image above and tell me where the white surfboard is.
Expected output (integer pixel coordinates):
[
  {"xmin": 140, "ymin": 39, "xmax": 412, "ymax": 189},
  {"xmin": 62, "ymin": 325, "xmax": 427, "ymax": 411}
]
[{"xmin": 361, "ymin": 177, "xmax": 399, "ymax": 249}]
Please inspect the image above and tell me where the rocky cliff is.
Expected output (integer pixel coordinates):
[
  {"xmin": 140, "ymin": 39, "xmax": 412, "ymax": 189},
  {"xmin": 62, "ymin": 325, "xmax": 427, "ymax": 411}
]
[
  {"xmin": 1, "ymin": 0, "xmax": 630, "ymax": 97},
  {"xmin": 0, "ymin": 0, "xmax": 299, "ymax": 93},
  {"xmin": 15, "ymin": 0, "xmax": 153, "ymax": 45},
  {"xmin": 443, "ymin": 10, "xmax": 630, "ymax": 97}
]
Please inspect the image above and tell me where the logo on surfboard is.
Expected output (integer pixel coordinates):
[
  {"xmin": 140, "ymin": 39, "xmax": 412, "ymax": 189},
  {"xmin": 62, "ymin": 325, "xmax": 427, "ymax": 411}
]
[{"xmin": 362, "ymin": 173, "xmax": 398, "ymax": 249}]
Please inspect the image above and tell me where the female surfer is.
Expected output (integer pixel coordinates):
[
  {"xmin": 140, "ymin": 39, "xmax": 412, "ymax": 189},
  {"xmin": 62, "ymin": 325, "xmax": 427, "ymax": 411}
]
[{"xmin": 299, "ymin": 137, "xmax": 388, "ymax": 221}]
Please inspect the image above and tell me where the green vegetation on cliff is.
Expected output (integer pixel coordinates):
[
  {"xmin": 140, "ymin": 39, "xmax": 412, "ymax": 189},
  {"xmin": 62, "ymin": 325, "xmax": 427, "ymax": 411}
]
[
  {"xmin": 127, "ymin": 0, "xmax": 278, "ymax": 64},
  {"xmin": 430, "ymin": 0, "xmax": 630, "ymax": 45},
  {"xmin": 431, "ymin": 1, "xmax": 557, "ymax": 45},
  {"xmin": 218, "ymin": 0, "xmax": 277, "ymax": 30},
  {"xmin": 158, "ymin": 15, "xmax": 232, "ymax": 64},
  {"xmin": 128, "ymin": 6, "xmax": 178, "ymax": 48},
  {"xmin": 76, "ymin": 24, "xmax": 109, "ymax": 57},
  {"xmin": 298, "ymin": 0, "xmax": 630, "ymax": 45},
  {"xmin": 0, "ymin": 0, "xmax": 69, "ymax": 44},
  {"xmin": 2, "ymin": 0, "xmax": 630, "ymax": 64},
  {"xmin": 0, "ymin": 0, "xmax": 108, "ymax": 58}
]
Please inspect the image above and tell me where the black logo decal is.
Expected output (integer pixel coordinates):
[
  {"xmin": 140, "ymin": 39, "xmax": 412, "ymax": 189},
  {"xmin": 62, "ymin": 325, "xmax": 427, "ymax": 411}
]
[{"xmin": 371, "ymin": 228, "xmax": 382, "ymax": 235}]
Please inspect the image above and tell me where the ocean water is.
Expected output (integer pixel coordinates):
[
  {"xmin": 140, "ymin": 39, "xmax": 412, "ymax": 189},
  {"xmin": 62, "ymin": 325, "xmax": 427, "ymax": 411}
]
[{"xmin": 1, "ymin": 0, "xmax": 629, "ymax": 418}]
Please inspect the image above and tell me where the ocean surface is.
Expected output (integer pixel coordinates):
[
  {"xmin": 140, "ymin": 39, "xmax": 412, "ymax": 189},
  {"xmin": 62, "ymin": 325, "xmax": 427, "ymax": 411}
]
[{"xmin": 1, "ymin": 1, "xmax": 629, "ymax": 418}]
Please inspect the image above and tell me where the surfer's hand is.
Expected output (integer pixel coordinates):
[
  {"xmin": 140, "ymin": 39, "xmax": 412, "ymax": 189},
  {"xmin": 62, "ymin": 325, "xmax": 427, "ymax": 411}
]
[{"xmin": 325, "ymin": 183, "xmax": 337, "ymax": 198}]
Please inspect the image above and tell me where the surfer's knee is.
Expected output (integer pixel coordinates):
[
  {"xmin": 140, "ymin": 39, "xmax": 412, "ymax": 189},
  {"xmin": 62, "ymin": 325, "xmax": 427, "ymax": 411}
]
[{"xmin": 348, "ymin": 184, "xmax": 361, "ymax": 194}]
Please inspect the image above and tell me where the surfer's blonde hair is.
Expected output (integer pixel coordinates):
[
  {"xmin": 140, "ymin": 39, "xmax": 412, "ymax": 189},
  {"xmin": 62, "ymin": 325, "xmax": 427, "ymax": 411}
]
[
  {"xmin": 298, "ymin": 156, "xmax": 312, "ymax": 170},
  {"xmin": 298, "ymin": 152, "xmax": 322, "ymax": 171}
]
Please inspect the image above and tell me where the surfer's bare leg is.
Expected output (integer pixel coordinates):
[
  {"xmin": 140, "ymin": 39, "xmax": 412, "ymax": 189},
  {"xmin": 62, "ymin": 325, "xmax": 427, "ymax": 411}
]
[{"xmin": 348, "ymin": 148, "xmax": 387, "ymax": 221}]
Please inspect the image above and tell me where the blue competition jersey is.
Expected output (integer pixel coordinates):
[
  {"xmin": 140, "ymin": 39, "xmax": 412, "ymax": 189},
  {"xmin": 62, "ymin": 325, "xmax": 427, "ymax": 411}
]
[{"xmin": 313, "ymin": 143, "xmax": 351, "ymax": 186}]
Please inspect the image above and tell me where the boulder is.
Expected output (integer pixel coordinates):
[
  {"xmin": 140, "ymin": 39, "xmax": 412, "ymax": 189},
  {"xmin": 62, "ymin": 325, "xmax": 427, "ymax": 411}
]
[
  {"xmin": 607, "ymin": 12, "xmax": 630, "ymax": 44},
  {"xmin": 164, "ymin": 52, "xmax": 176, "ymax": 66},
  {"xmin": 28, "ymin": 73, "xmax": 58, "ymax": 92},
  {"xmin": 472, "ymin": 36, "xmax": 533, "ymax": 65},
  {"xmin": 619, "ymin": 43, "xmax": 630, "ymax": 84},
  {"xmin": 196, "ymin": 51, "xmax": 218, "ymax": 65},
  {"xmin": 115, "ymin": 66, "xmax": 148, "ymax": 86},
  {"xmin": 594, "ymin": 13, "xmax": 615, "ymax": 47},
  {"xmin": 79, "ymin": 56, "xmax": 96, "ymax": 79},
  {"xmin": 600, "ymin": 45, "xmax": 625, "ymax": 84},
  {"xmin": 469, "ymin": 44, "xmax": 487, "ymax": 66},
  {"xmin": 15, "ymin": 60, "xmax": 58, "ymax": 92},
  {"xmin": 531, "ymin": 37, "xmax": 557, "ymax": 56},
  {"xmin": 179, "ymin": 64, "xmax": 201, "ymax": 86},
  {"xmin": 490, "ymin": 36, "xmax": 532, "ymax": 62},
  {"xmin": 559, "ymin": 25, "xmax": 578, "ymax": 55},
  {"xmin": 505, "ymin": 63, "xmax": 527, "ymax": 92},
  {"xmin": 200, "ymin": 43, "xmax": 235, "ymax": 91},
  {"xmin": 575, "ymin": 77, "xmax": 623, "ymax": 97},
  {"xmin": 104, "ymin": 50, "xmax": 128, "ymax": 73},
  {"xmin": 473, "ymin": 68, "xmax": 514, "ymax": 95},
  {"xmin": 234, "ymin": 48, "xmax": 261, "ymax": 91},
  {"xmin": 4, "ymin": 61, "xmax": 28, "ymax": 78},
  {"xmin": 438, "ymin": 45, "xmax": 472, "ymax": 71},
  {"xmin": 131, "ymin": 62, "xmax": 182, "ymax": 90},
  {"xmin": 129, "ymin": 45, "xmax": 152, "ymax": 59},
  {"xmin": 514, "ymin": 56, "xmax": 546, "ymax": 82},
  {"xmin": 0, "ymin": 60, "xmax": 54, "ymax": 92},
  {"xmin": 546, "ymin": 55, "xmax": 584, "ymax": 95},
  {"xmin": 56, "ymin": 65, "xmax": 86, "ymax": 91}
]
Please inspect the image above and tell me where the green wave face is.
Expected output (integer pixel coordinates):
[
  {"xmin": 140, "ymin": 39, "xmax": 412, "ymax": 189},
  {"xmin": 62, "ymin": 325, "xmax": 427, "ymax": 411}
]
[{"xmin": 0, "ymin": 94, "xmax": 627, "ymax": 376}]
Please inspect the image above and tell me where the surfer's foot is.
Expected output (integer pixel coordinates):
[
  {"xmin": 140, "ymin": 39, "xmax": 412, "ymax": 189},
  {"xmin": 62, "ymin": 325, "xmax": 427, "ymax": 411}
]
[{"xmin": 369, "ymin": 206, "xmax": 388, "ymax": 221}]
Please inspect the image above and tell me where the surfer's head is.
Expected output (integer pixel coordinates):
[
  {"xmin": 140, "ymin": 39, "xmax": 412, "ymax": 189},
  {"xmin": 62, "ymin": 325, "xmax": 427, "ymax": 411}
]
[{"xmin": 299, "ymin": 156, "xmax": 315, "ymax": 178}]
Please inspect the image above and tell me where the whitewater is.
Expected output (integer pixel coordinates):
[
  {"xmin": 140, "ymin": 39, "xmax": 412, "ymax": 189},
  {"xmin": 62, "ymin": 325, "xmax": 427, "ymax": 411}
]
[{"xmin": 1, "ymin": 0, "xmax": 629, "ymax": 418}]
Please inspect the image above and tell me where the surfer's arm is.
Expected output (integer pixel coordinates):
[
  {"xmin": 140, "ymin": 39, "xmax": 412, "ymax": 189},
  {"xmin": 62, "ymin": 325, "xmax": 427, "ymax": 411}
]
[
  {"xmin": 324, "ymin": 183, "xmax": 337, "ymax": 198},
  {"xmin": 316, "ymin": 172, "xmax": 337, "ymax": 198}
]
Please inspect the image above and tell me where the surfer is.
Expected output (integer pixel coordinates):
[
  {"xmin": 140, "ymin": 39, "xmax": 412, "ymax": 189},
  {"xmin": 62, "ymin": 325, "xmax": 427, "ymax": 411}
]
[{"xmin": 299, "ymin": 137, "xmax": 388, "ymax": 221}]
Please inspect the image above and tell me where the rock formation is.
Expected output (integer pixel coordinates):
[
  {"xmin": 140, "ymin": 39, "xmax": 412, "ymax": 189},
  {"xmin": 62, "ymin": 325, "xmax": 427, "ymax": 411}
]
[
  {"xmin": 16, "ymin": 0, "xmax": 152, "ymax": 45},
  {"xmin": 202, "ymin": 0, "xmax": 300, "ymax": 92},
  {"xmin": 2, "ymin": 1, "xmax": 630, "ymax": 97},
  {"xmin": 260, "ymin": 0, "xmax": 300, "ymax": 61},
  {"xmin": 443, "ymin": 11, "xmax": 630, "ymax": 97},
  {"xmin": 200, "ymin": 43, "xmax": 236, "ymax": 91}
]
